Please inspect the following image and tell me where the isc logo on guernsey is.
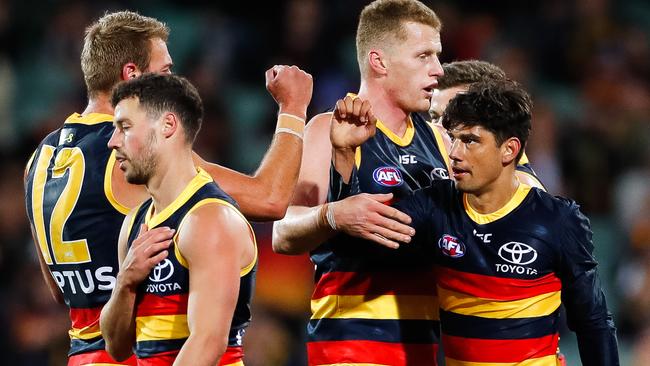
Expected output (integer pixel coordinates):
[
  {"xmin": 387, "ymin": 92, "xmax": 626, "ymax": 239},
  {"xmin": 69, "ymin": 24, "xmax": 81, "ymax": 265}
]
[{"xmin": 373, "ymin": 166, "xmax": 403, "ymax": 187}]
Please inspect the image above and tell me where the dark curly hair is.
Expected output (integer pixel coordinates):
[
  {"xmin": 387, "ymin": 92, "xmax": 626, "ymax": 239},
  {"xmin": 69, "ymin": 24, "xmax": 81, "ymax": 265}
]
[
  {"xmin": 112, "ymin": 73, "xmax": 203, "ymax": 144},
  {"xmin": 441, "ymin": 79, "xmax": 532, "ymax": 162}
]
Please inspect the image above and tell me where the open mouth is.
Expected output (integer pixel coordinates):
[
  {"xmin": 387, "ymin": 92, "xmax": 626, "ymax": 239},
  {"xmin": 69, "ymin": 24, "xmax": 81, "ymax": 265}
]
[{"xmin": 452, "ymin": 166, "xmax": 470, "ymax": 179}]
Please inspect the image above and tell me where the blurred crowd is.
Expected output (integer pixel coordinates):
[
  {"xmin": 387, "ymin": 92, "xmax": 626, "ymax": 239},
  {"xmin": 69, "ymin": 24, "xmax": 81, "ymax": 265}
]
[{"xmin": 1, "ymin": 0, "xmax": 649, "ymax": 364}]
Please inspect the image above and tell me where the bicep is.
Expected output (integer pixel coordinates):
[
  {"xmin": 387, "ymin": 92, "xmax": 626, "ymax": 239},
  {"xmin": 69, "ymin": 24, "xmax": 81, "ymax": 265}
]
[{"xmin": 292, "ymin": 113, "xmax": 333, "ymax": 206}]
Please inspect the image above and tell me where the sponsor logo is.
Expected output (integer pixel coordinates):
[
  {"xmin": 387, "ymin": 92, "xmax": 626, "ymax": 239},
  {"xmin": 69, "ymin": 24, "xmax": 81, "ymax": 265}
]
[
  {"xmin": 473, "ymin": 229, "xmax": 492, "ymax": 244},
  {"xmin": 431, "ymin": 167, "xmax": 449, "ymax": 180},
  {"xmin": 438, "ymin": 234, "xmax": 465, "ymax": 258},
  {"xmin": 495, "ymin": 263, "xmax": 538, "ymax": 275},
  {"xmin": 399, "ymin": 155, "xmax": 417, "ymax": 165},
  {"xmin": 373, "ymin": 166, "xmax": 403, "ymax": 187},
  {"xmin": 149, "ymin": 259, "xmax": 174, "ymax": 282},
  {"xmin": 497, "ymin": 242, "xmax": 537, "ymax": 265},
  {"xmin": 51, "ymin": 266, "xmax": 116, "ymax": 294}
]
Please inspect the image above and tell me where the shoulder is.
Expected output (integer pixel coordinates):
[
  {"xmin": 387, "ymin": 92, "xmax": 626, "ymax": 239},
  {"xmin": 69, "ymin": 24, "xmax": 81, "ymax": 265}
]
[{"xmin": 181, "ymin": 200, "xmax": 250, "ymax": 240}]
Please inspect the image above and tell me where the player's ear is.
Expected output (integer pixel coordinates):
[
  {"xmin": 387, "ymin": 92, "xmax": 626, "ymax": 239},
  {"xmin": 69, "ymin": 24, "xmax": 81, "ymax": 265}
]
[
  {"xmin": 368, "ymin": 49, "xmax": 388, "ymax": 76},
  {"xmin": 161, "ymin": 112, "xmax": 178, "ymax": 139},
  {"xmin": 501, "ymin": 137, "xmax": 521, "ymax": 166},
  {"xmin": 121, "ymin": 62, "xmax": 141, "ymax": 81}
]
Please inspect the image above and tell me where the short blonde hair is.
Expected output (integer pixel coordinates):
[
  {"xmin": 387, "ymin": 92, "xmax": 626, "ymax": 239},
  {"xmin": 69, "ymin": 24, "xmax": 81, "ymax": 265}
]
[
  {"xmin": 81, "ymin": 11, "xmax": 169, "ymax": 97},
  {"xmin": 356, "ymin": 0, "xmax": 441, "ymax": 75}
]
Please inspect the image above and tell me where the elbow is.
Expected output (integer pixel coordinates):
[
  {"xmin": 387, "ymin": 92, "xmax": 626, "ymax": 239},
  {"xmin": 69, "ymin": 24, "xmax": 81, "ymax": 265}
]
[
  {"xmin": 104, "ymin": 339, "xmax": 132, "ymax": 362},
  {"xmin": 262, "ymin": 199, "xmax": 288, "ymax": 221},
  {"xmin": 241, "ymin": 197, "xmax": 288, "ymax": 222}
]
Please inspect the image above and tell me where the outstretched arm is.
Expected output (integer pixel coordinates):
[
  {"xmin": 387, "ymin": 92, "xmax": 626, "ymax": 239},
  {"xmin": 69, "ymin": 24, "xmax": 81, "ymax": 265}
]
[
  {"xmin": 173, "ymin": 204, "xmax": 255, "ymax": 366},
  {"xmin": 101, "ymin": 220, "xmax": 175, "ymax": 361},
  {"xmin": 196, "ymin": 65, "xmax": 312, "ymax": 221}
]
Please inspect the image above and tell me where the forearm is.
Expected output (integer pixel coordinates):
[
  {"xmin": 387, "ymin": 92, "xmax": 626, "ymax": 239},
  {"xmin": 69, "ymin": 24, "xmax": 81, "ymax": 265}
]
[
  {"xmin": 99, "ymin": 278, "xmax": 138, "ymax": 361},
  {"xmin": 576, "ymin": 326, "xmax": 619, "ymax": 366},
  {"xmin": 332, "ymin": 147, "xmax": 356, "ymax": 184},
  {"xmin": 173, "ymin": 333, "xmax": 227, "ymax": 366},
  {"xmin": 272, "ymin": 204, "xmax": 335, "ymax": 255}
]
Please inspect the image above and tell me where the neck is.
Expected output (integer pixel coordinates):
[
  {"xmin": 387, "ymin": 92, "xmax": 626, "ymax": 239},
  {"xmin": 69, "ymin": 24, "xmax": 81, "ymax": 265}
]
[
  {"xmin": 146, "ymin": 148, "xmax": 198, "ymax": 215},
  {"xmin": 358, "ymin": 78, "xmax": 409, "ymax": 136},
  {"xmin": 466, "ymin": 169, "xmax": 520, "ymax": 214},
  {"xmin": 82, "ymin": 92, "xmax": 115, "ymax": 116}
]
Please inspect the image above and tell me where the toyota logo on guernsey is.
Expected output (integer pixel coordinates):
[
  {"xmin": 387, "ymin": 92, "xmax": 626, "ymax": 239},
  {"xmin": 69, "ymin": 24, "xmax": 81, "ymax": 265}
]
[
  {"xmin": 498, "ymin": 242, "xmax": 538, "ymax": 265},
  {"xmin": 373, "ymin": 166, "xmax": 403, "ymax": 187},
  {"xmin": 149, "ymin": 259, "xmax": 175, "ymax": 282},
  {"xmin": 438, "ymin": 234, "xmax": 465, "ymax": 258}
]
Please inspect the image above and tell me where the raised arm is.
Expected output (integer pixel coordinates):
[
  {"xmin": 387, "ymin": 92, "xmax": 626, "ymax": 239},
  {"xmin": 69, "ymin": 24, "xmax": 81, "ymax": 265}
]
[
  {"xmin": 110, "ymin": 65, "xmax": 312, "ymax": 221},
  {"xmin": 559, "ymin": 204, "xmax": 619, "ymax": 365},
  {"xmin": 100, "ymin": 219, "xmax": 175, "ymax": 361},
  {"xmin": 172, "ymin": 204, "xmax": 255, "ymax": 366},
  {"xmin": 272, "ymin": 97, "xmax": 414, "ymax": 254},
  {"xmin": 196, "ymin": 65, "xmax": 312, "ymax": 221}
]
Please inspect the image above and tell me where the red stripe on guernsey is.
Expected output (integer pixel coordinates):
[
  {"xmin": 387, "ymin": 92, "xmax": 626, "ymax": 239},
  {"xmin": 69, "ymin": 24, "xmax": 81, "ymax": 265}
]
[
  {"xmin": 67, "ymin": 350, "xmax": 136, "ymax": 366},
  {"xmin": 443, "ymin": 333, "xmax": 559, "ymax": 363},
  {"xmin": 437, "ymin": 267, "xmax": 561, "ymax": 301},
  {"xmin": 130, "ymin": 347, "xmax": 242, "ymax": 366},
  {"xmin": 219, "ymin": 346, "xmax": 243, "ymax": 365},
  {"xmin": 70, "ymin": 306, "xmax": 103, "ymax": 329},
  {"xmin": 136, "ymin": 293, "xmax": 189, "ymax": 317},
  {"xmin": 136, "ymin": 352, "xmax": 176, "ymax": 366},
  {"xmin": 312, "ymin": 270, "xmax": 437, "ymax": 299},
  {"xmin": 307, "ymin": 340, "xmax": 438, "ymax": 366}
]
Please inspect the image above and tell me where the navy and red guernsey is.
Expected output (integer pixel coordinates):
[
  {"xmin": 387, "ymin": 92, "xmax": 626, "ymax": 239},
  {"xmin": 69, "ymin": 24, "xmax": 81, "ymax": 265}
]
[
  {"xmin": 394, "ymin": 180, "xmax": 619, "ymax": 366},
  {"xmin": 24, "ymin": 113, "xmax": 133, "ymax": 364},
  {"xmin": 125, "ymin": 169, "xmax": 256, "ymax": 366},
  {"xmin": 308, "ymin": 110, "xmax": 450, "ymax": 366}
]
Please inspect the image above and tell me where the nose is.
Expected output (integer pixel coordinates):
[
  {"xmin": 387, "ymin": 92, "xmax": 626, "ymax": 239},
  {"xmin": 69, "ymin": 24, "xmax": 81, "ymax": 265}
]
[
  {"xmin": 429, "ymin": 56, "xmax": 443, "ymax": 78},
  {"xmin": 448, "ymin": 138, "xmax": 462, "ymax": 162},
  {"xmin": 107, "ymin": 128, "xmax": 121, "ymax": 149}
]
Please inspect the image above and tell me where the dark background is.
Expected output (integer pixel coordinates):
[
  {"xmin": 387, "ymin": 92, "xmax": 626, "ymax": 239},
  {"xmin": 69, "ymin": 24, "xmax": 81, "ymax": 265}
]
[{"xmin": 1, "ymin": 0, "xmax": 649, "ymax": 364}]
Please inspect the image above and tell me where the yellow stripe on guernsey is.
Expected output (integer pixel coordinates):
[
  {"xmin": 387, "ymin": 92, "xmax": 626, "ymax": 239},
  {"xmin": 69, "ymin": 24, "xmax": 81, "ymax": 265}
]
[
  {"xmin": 144, "ymin": 168, "xmax": 212, "ymax": 228},
  {"xmin": 65, "ymin": 112, "xmax": 114, "ymax": 125},
  {"xmin": 427, "ymin": 121, "xmax": 451, "ymax": 172},
  {"xmin": 136, "ymin": 314, "xmax": 189, "ymax": 342},
  {"xmin": 222, "ymin": 362, "xmax": 245, "ymax": 366},
  {"xmin": 69, "ymin": 323, "xmax": 101, "ymax": 340},
  {"xmin": 520, "ymin": 152, "xmax": 530, "ymax": 165},
  {"xmin": 464, "ymin": 184, "xmax": 531, "ymax": 225},
  {"xmin": 445, "ymin": 354, "xmax": 560, "ymax": 366},
  {"xmin": 173, "ymin": 197, "xmax": 258, "ymax": 277},
  {"xmin": 346, "ymin": 92, "xmax": 415, "ymax": 147},
  {"xmin": 104, "ymin": 149, "xmax": 131, "ymax": 215},
  {"xmin": 65, "ymin": 113, "xmax": 113, "ymax": 126},
  {"xmin": 311, "ymin": 294, "xmax": 439, "ymax": 321},
  {"xmin": 438, "ymin": 287, "xmax": 561, "ymax": 319}
]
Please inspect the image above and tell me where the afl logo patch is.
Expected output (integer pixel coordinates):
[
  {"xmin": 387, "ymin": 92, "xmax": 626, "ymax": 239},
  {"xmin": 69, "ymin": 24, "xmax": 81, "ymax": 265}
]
[
  {"xmin": 438, "ymin": 234, "xmax": 466, "ymax": 258},
  {"xmin": 373, "ymin": 166, "xmax": 403, "ymax": 187}
]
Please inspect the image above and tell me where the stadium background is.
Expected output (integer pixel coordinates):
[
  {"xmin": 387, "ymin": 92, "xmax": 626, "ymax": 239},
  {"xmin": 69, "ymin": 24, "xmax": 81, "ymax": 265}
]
[{"xmin": 1, "ymin": 0, "xmax": 649, "ymax": 364}]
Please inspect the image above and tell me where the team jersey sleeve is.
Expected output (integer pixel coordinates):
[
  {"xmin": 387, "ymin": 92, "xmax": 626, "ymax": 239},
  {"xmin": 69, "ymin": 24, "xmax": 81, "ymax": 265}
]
[
  {"xmin": 557, "ymin": 202, "xmax": 619, "ymax": 365},
  {"xmin": 392, "ymin": 185, "xmax": 440, "ymax": 247}
]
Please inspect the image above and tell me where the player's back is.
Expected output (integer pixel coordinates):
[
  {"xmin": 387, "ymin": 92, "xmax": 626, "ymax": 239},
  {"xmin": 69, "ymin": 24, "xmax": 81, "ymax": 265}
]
[{"xmin": 24, "ymin": 112, "xmax": 129, "ymax": 356}]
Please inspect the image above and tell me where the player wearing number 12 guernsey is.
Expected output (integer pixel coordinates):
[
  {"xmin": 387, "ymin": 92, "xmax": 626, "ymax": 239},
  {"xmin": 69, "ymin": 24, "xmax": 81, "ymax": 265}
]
[
  {"xmin": 24, "ymin": 113, "xmax": 124, "ymax": 361},
  {"xmin": 23, "ymin": 10, "xmax": 312, "ymax": 366}
]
